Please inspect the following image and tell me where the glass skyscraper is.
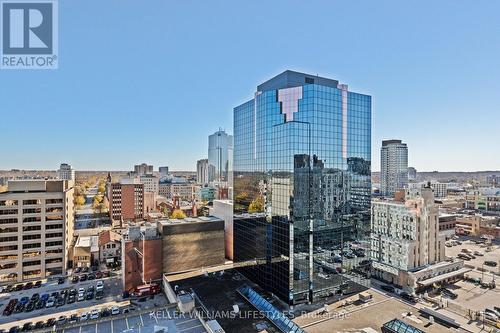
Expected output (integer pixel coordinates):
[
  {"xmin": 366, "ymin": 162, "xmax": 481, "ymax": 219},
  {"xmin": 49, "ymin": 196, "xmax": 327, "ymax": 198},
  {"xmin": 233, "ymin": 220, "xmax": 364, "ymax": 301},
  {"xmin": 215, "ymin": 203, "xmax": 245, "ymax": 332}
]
[
  {"xmin": 233, "ymin": 70, "xmax": 371, "ymax": 305},
  {"xmin": 208, "ymin": 129, "xmax": 233, "ymax": 183}
]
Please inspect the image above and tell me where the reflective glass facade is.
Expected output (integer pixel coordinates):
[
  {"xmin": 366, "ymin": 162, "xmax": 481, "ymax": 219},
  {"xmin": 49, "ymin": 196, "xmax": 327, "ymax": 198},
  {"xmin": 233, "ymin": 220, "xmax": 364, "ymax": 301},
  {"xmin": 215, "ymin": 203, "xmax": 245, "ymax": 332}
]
[{"xmin": 233, "ymin": 71, "xmax": 371, "ymax": 305}]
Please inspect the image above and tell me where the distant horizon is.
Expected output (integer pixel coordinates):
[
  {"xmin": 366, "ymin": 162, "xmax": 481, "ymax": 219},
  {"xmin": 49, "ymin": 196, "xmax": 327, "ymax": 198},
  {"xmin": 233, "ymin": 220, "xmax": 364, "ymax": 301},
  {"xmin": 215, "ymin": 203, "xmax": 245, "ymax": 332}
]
[{"xmin": 1, "ymin": 169, "xmax": 499, "ymax": 174}]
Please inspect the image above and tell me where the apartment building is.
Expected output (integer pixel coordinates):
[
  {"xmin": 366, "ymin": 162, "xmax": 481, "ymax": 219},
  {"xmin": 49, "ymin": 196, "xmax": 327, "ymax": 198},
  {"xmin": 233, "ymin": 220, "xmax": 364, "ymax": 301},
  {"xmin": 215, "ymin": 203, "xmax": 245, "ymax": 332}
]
[
  {"xmin": 0, "ymin": 180, "xmax": 74, "ymax": 283},
  {"xmin": 108, "ymin": 178, "xmax": 144, "ymax": 223},
  {"xmin": 380, "ymin": 140, "xmax": 408, "ymax": 197}
]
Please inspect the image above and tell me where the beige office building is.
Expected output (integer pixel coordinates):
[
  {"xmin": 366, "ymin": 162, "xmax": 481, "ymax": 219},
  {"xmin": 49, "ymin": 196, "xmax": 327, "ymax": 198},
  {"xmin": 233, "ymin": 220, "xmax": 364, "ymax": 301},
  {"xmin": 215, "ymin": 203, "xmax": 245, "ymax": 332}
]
[
  {"xmin": 371, "ymin": 186, "xmax": 446, "ymax": 291},
  {"xmin": 0, "ymin": 180, "xmax": 74, "ymax": 283}
]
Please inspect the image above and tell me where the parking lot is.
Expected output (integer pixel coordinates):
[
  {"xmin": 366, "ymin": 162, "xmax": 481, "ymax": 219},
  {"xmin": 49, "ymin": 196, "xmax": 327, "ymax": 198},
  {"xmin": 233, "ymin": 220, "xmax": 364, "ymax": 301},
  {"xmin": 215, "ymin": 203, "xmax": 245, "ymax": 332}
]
[
  {"xmin": 445, "ymin": 238, "xmax": 500, "ymax": 274},
  {"xmin": 57, "ymin": 308, "xmax": 207, "ymax": 333},
  {"xmin": 0, "ymin": 272, "xmax": 124, "ymax": 329}
]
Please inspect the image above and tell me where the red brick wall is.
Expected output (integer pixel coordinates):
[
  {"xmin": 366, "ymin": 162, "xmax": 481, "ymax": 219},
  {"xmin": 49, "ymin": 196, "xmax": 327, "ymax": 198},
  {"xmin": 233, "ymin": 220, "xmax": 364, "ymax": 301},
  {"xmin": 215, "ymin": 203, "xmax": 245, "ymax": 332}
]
[
  {"xmin": 121, "ymin": 185, "xmax": 135, "ymax": 220},
  {"xmin": 123, "ymin": 238, "xmax": 163, "ymax": 291}
]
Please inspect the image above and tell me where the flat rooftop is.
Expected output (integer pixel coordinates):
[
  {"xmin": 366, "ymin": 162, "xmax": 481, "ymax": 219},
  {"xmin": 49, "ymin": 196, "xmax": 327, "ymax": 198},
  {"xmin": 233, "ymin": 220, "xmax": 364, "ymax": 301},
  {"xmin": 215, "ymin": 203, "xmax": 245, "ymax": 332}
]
[
  {"xmin": 295, "ymin": 291, "xmax": 469, "ymax": 333},
  {"xmin": 158, "ymin": 216, "xmax": 223, "ymax": 225},
  {"xmin": 173, "ymin": 269, "xmax": 280, "ymax": 333},
  {"xmin": 257, "ymin": 70, "xmax": 340, "ymax": 92}
]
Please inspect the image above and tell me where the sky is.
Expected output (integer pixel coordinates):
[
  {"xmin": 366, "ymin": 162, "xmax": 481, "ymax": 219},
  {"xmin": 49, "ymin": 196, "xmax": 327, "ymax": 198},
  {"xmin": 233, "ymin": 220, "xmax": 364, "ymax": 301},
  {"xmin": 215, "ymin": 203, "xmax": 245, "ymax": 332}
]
[{"xmin": 1, "ymin": 0, "xmax": 499, "ymax": 172}]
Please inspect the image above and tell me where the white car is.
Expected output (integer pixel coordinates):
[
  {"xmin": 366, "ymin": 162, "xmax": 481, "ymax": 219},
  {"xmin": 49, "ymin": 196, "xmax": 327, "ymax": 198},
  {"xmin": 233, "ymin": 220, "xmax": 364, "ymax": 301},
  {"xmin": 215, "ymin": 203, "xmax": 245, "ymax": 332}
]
[
  {"xmin": 90, "ymin": 309, "xmax": 100, "ymax": 320},
  {"xmin": 96, "ymin": 281, "xmax": 104, "ymax": 291},
  {"xmin": 46, "ymin": 297, "xmax": 55, "ymax": 308},
  {"xmin": 77, "ymin": 293, "xmax": 85, "ymax": 302},
  {"xmin": 80, "ymin": 312, "xmax": 88, "ymax": 321},
  {"xmin": 111, "ymin": 306, "xmax": 120, "ymax": 315},
  {"xmin": 78, "ymin": 287, "xmax": 85, "ymax": 294},
  {"xmin": 474, "ymin": 250, "xmax": 484, "ymax": 256}
]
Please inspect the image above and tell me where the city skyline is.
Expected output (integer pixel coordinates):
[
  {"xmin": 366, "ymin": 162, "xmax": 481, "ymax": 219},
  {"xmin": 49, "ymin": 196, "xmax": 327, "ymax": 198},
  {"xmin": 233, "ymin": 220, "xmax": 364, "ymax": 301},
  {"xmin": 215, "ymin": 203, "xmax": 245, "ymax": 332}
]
[{"xmin": 1, "ymin": 1, "xmax": 499, "ymax": 172}]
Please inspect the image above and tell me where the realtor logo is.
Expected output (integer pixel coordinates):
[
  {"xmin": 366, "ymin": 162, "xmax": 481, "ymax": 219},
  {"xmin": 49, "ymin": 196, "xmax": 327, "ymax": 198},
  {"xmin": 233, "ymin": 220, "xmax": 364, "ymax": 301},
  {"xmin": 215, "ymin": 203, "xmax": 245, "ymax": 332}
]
[{"xmin": 1, "ymin": 0, "xmax": 58, "ymax": 69}]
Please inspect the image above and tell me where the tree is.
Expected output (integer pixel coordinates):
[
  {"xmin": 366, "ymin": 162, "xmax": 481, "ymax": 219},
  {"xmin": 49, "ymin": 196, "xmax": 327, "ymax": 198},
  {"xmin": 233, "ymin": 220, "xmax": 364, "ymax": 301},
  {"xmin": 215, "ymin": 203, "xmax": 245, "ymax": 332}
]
[
  {"xmin": 171, "ymin": 209, "xmax": 186, "ymax": 219},
  {"xmin": 248, "ymin": 196, "xmax": 264, "ymax": 213},
  {"xmin": 97, "ymin": 184, "xmax": 106, "ymax": 194},
  {"xmin": 74, "ymin": 195, "xmax": 85, "ymax": 207}
]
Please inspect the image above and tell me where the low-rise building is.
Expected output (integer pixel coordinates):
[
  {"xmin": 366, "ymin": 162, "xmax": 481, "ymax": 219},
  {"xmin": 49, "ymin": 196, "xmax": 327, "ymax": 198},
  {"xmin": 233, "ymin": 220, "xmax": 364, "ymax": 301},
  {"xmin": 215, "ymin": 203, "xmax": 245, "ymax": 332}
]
[
  {"xmin": 122, "ymin": 224, "xmax": 163, "ymax": 291},
  {"xmin": 98, "ymin": 230, "xmax": 121, "ymax": 265},
  {"xmin": 73, "ymin": 235, "xmax": 99, "ymax": 268},
  {"xmin": 465, "ymin": 188, "xmax": 500, "ymax": 213}
]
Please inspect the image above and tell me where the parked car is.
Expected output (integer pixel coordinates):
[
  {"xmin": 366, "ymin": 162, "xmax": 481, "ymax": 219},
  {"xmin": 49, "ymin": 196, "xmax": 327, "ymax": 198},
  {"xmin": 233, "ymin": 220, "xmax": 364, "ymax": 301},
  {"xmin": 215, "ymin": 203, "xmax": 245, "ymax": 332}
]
[
  {"xmin": 474, "ymin": 250, "xmax": 484, "ymax": 256},
  {"xmin": 483, "ymin": 311, "xmax": 498, "ymax": 322},
  {"xmin": 79, "ymin": 274, "xmax": 87, "ymax": 281},
  {"xmin": 19, "ymin": 297, "xmax": 29, "ymax": 305},
  {"xmin": 21, "ymin": 322, "xmax": 32, "ymax": 331},
  {"xmin": 23, "ymin": 282, "xmax": 33, "ymax": 290},
  {"xmin": 96, "ymin": 281, "xmax": 104, "ymax": 291},
  {"xmin": 101, "ymin": 308, "xmax": 111, "ymax": 317},
  {"xmin": 14, "ymin": 284, "xmax": 24, "ymax": 292},
  {"xmin": 35, "ymin": 300, "xmax": 45, "ymax": 309},
  {"xmin": 25, "ymin": 301, "xmax": 35, "ymax": 312},
  {"xmin": 40, "ymin": 293, "xmax": 49, "ymax": 302},
  {"xmin": 86, "ymin": 291, "xmax": 94, "ymax": 300},
  {"xmin": 45, "ymin": 297, "xmax": 55, "ymax": 308},
  {"xmin": 88, "ymin": 273, "xmax": 96, "ymax": 280},
  {"xmin": 44, "ymin": 318, "xmax": 55, "ymax": 328},
  {"xmin": 484, "ymin": 260, "xmax": 497, "ymax": 267},
  {"xmin": 77, "ymin": 293, "xmax": 85, "ymax": 302},
  {"xmin": 56, "ymin": 316, "xmax": 67, "ymax": 326},
  {"xmin": 90, "ymin": 309, "xmax": 100, "ymax": 320},
  {"xmin": 69, "ymin": 314, "xmax": 78, "ymax": 324},
  {"xmin": 71, "ymin": 276, "xmax": 79, "ymax": 283},
  {"xmin": 74, "ymin": 267, "xmax": 81, "ymax": 274},
  {"xmin": 34, "ymin": 322, "xmax": 44, "ymax": 330},
  {"xmin": 80, "ymin": 312, "xmax": 88, "ymax": 321},
  {"xmin": 67, "ymin": 295, "xmax": 76, "ymax": 303},
  {"xmin": 56, "ymin": 297, "xmax": 65, "ymax": 307},
  {"xmin": 34, "ymin": 281, "xmax": 42, "ymax": 288},
  {"xmin": 8, "ymin": 326, "xmax": 19, "ymax": 333},
  {"xmin": 111, "ymin": 306, "xmax": 120, "ymax": 315}
]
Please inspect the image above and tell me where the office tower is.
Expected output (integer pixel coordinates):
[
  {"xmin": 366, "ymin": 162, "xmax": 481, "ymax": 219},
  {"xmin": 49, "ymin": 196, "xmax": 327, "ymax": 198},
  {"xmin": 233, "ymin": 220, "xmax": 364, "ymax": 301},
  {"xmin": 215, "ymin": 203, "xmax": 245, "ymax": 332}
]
[
  {"xmin": 134, "ymin": 163, "xmax": 153, "ymax": 175},
  {"xmin": 233, "ymin": 70, "xmax": 371, "ymax": 305},
  {"xmin": 407, "ymin": 167, "xmax": 417, "ymax": 181},
  {"xmin": 139, "ymin": 174, "xmax": 159, "ymax": 194},
  {"xmin": 208, "ymin": 129, "xmax": 233, "ymax": 183},
  {"xmin": 57, "ymin": 163, "xmax": 75, "ymax": 181},
  {"xmin": 108, "ymin": 178, "xmax": 145, "ymax": 223},
  {"xmin": 196, "ymin": 158, "xmax": 213, "ymax": 185},
  {"xmin": 0, "ymin": 180, "xmax": 74, "ymax": 282},
  {"xmin": 159, "ymin": 166, "xmax": 169, "ymax": 177},
  {"xmin": 380, "ymin": 140, "xmax": 408, "ymax": 197},
  {"xmin": 370, "ymin": 186, "xmax": 449, "ymax": 293}
]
